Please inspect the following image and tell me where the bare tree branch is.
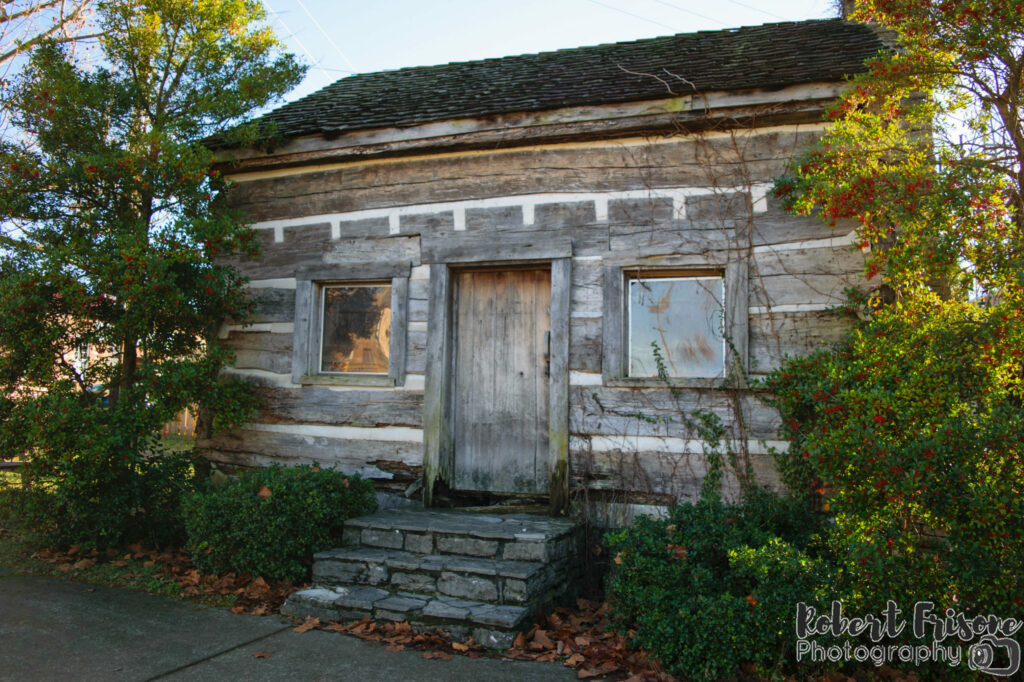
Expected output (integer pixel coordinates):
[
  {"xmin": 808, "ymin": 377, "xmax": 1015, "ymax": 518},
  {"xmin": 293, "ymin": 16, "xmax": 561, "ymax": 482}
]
[{"xmin": 0, "ymin": 0, "xmax": 94, "ymax": 66}]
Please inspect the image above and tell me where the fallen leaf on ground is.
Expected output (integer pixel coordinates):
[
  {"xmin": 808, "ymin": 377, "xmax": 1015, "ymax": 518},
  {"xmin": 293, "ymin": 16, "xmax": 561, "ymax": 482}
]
[
  {"xmin": 531, "ymin": 629, "xmax": 554, "ymax": 649},
  {"xmin": 252, "ymin": 651, "xmax": 272, "ymax": 659},
  {"xmin": 293, "ymin": 617, "xmax": 320, "ymax": 633},
  {"xmin": 451, "ymin": 641, "xmax": 469, "ymax": 652},
  {"xmin": 71, "ymin": 558, "xmax": 95, "ymax": 570},
  {"xmin": 564, "ymin": 653, "xmax": 585, "ymax": 667},
  {"xmin": 423, "ymin": 651, "xmax": 453, "ymax": 661},
  {"xmin": 257, "ymin": 486, "xmax": 272, "ymax": 499}
]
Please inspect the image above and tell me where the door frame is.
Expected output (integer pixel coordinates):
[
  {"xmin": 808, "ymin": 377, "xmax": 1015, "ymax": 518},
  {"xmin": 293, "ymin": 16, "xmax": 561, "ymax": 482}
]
[{"xmin": 422, "ymin": 244, "xmax": 571, "ymax": 515}]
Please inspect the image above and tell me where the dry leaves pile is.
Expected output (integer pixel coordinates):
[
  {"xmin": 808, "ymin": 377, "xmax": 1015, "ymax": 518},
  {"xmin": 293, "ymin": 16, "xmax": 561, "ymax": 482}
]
[
  {"xmin": 33, "ymin": 543, "xmax": 298, "ymax": 615},
  {"xmin": 29, "ymin": 545, "xmax": 921, "ymax": 681},
  {"xmin": 293, "ymin": 597, "xmax": 674, "ymax": 682}
]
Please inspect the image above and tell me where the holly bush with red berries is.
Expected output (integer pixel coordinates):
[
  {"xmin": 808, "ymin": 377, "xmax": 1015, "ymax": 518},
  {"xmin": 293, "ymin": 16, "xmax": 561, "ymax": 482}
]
[
  {"xmin": 763, "ymin": 295, "xmax": 1024, "ymax": 621},
  {"xmin": 0, "ymin": 0, "xmax": 304, "ymax": 548},
  {"xmin": 768, "ymin": 0, "xmax": 1024, "ymax": 645},
  {"xmin": 775, "ymin": 0, "xmax": 1024, "ymax": 299}
]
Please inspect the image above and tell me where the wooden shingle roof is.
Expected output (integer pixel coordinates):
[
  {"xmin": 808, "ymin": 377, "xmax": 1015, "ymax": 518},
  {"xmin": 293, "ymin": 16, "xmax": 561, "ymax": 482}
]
[{"xmin": 229, "ymin": 18, "xmax": 892, "ymax": 145}]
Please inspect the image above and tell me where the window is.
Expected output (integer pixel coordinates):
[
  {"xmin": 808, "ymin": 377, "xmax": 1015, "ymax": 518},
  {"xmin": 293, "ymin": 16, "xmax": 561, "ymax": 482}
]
[
  {"xmin": 319, "ymin": 283, "xmax": 391, "ymax": 374},
  {"xmin": 627, "ymin": 274, "xmax": 724, "ymax": 378},
  {"xmin": 292, "ymin": 265, "xmax": 409, "ymax": 387},
  {"xmin": 602, "ymin": 263, "xmax": 747, "ymax": 386}
]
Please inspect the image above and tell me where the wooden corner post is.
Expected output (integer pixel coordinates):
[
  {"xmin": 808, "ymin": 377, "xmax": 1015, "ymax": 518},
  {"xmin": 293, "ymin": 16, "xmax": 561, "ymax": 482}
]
[
  {"xmin": 423, "ymin": 264, "xmax": 454, "ymax": 506},
  {"xmin": 548, "ymin": 257, "xmax": 571, "ymax": 515}
]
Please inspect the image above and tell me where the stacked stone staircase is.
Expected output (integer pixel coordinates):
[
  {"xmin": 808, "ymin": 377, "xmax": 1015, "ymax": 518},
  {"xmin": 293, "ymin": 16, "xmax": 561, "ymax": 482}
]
[{"xmin": 281, "ymin": 508, "xmax": 582, "ymax": 648}]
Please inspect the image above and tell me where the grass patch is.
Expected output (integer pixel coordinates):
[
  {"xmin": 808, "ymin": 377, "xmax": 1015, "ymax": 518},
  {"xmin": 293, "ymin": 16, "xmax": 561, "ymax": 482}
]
[
  {"xmin": 0, "ymin": 485, "xmax": 235, "ymax": 608},
  {"xmin": 157, "ymin": 434, "xmax": 195, "ymax": 454}
]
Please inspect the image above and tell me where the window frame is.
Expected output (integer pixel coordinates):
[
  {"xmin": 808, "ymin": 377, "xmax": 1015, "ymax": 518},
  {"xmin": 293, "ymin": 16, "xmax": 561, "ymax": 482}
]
[
  {"xmin": 293, "ymin": 264, "xmax": 409, "ymax": 387},
  {"xmin": 602, "ymin": 261, "xmax": 748, "ymax": 388},
  {"xmin": 624, "ymin": 270, "xmax": 726, "ymax": 379},
  {"xmin": 317, "ymin": 281, "xmax": 393, "ymax": 376}
]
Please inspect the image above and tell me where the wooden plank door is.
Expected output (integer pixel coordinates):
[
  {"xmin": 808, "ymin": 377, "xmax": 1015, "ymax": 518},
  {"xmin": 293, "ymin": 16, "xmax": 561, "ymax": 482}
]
[{"xmin": 452, "ymin": 269, "xmax": 551, "ymax": 493}]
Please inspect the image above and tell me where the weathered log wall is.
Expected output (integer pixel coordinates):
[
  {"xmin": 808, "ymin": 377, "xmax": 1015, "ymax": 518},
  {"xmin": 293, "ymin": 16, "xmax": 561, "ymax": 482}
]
[{"xmin": 203, "ymin": 123, "xmax": 866, "ymax": 504}]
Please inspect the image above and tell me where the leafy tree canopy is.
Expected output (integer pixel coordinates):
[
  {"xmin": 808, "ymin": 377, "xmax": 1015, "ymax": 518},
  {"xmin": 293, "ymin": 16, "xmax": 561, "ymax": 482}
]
[
  {"xmin": 0, "ymin": 0, "xmax": 304, "ymax": 547},
  {"xmin": 777, "ymin": 0, "xmax": 1024, "ymax": 300},
  {"xmin": 765, "ymin": 1, "xmax": 1024, "ymax": 640}
]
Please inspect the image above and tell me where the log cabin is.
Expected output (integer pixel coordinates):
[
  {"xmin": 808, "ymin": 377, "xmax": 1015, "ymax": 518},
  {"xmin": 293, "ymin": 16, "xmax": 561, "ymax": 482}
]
[{"xmin": 204, "ymin": 18, "xmax": 892, "ymax": 523}]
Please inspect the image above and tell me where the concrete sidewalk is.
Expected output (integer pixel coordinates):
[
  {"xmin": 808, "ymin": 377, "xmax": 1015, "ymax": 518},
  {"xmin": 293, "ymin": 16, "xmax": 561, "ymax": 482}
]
[{"xmin": 0, "ymin": 572, "xmax": 574, "ymax": 681}]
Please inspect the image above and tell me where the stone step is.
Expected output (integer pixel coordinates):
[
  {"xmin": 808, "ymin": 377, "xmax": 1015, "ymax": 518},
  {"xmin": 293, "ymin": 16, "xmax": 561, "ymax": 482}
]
[
  {"xmin": 281, "ymin": 585, "xmax": 532, "ymax": 649},
  {"xmin": 312, "ymin": 546, "xmax": 568, "ymax": 605},
  {"xmin": 295, "ymin": 508, "xmax": 584, "ymax": 649},
  {"xmin": 342, "ymin": 509, "xmax": 579, "ymax": 563}
]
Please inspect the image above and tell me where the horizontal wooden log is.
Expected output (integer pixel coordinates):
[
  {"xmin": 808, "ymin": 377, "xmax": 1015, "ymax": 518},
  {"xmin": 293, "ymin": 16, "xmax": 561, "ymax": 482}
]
[
  {"xmin": 748, "ymin": 310, "xmax": 851, "ymax": 374},
  {"xmin": 407, "ymin": 330, "xmax": 427, "ymax": 374},
  {"xmin": 256, "ymin": 387, "xmax": 424, "ymax": 427},
  {"xmin": 751, "ymin": 272, "xmax": 869, "ymax": 308},
  {"xmin": 222, "ymin": 224, "xmax": 332, "ymax": 280},
  {"xmin": 226, "ymin": 332, "xmax": 293, "ymax": 374},
  {"xmin": 247, "ymin": 287, "xmax": 295, "ymax": 323},
  {"xmin": 219, "ymin": 91, "xmax": 836, "ymax": 175},
  {"xmin": 421, "ymin": 230, "xmax": 571, "ymax": 263},
  {"xmin": 569, "ymin": 385, "xmax": 781, "ymax": 440},
  {"xmin": 400, "ymin": 211, "xmax": 455, "ymax": 234},
  {"xmin": 409, "ymin": 278, "xmax": 430, "ymax": 301},
  {"xmin": 752, "ymin": 243, "xmax": 865, "ymax": 278},
  {"xmin": 465, "ymin": 205, "xmax": 523, "ymax": 231},
  {"xmin": 322, "ymin": 235, "xmax": 421, "ymax": 268},
  {"xmin": 227, "ymin": 130, "xmax": 825, "ymax": 222},
  {"xmin": 202, "ymin": 448, "xmax": 408, "ymax": 483},
  {"xmin": 748, "ymin": 214, "xmax": 853, "ymax": 248},
  {"xmin": 336, "ymin": 216, "xmax": 390, "ymax": 238},
  {"xmin": 569, "ymin": 444, "xmax": 783, "ymax": 501},
  {"xmin": 608, "ymin": 224, "xmax": 733, "ymax": 256},
  {"xmin": 408, "ymin": 297, "xmax": 429, "ymax": 323},
  {"xmin": 569, "ymin": 317, "xmax": 602, "ymax": 373},
  {"xmin": 200, "ymin": 428, "xmax": 422, "ymax": 471},
  {"xmin": 570, "ymin": 261, "xmax": 604, "ymax": 315}
]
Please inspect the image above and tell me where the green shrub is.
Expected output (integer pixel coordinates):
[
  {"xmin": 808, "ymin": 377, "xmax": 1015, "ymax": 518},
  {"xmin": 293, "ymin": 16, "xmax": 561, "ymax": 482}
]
[
  {"xmin": 182, "ymin": 464, "xmax": 377, "ymax": 582},
  {"xmin": 14, "ymin": 394, "xmax": 194, "ymax": 550},
  {"xmin": 606, "ymin": 492, "xmax": 832, "ymax": 681},
  {"xmin": 762, "ymin": 296, "xmax": 1024, "ymax": 622}
]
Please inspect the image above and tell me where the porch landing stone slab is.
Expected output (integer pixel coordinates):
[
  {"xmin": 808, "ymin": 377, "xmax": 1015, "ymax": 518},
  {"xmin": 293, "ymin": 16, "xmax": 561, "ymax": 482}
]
[{"xmin": 344, "ymin": 509, "xmax": 577, "ymax": 542}]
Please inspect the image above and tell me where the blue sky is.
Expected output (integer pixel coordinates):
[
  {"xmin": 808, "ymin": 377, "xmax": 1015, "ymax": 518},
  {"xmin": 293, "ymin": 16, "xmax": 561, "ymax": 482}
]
[{"xmin": 261, "ymin": 0, "xmax": 839, "ymax": 102}]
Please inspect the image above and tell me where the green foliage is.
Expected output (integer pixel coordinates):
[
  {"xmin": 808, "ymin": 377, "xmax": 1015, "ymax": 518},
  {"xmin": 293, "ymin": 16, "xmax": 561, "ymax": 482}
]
[
  {"xmin": 606, "ymin": 491, "xmax": 832, "ymax": 681},
  {"xmin": 15, "ymin": 395, "xmax": 195, "ymax": 549},
  {"xmin": 0, "ymin": 1, "xmax": 304, "ymax": 547},
  {"xmin": 762, "ymin": 295, "xmax": 1024, "ymax": 624},
  {"xmin": 183, "ymin": 465, "xmax": 377, "ymax": 582},
  {"xmin": 765, "ymin": 5, "xmax": 1024, "ymax": 676},
  {"xmin": 775, "ymin": 0, "xmax": 1024, "ymax": 301}
]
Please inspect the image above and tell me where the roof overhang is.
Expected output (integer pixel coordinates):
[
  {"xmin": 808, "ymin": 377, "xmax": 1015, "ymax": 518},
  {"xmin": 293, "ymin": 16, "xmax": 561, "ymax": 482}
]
[{"xmin": 213, "ymin": 81, "xmax": 843, "ymax": 175}]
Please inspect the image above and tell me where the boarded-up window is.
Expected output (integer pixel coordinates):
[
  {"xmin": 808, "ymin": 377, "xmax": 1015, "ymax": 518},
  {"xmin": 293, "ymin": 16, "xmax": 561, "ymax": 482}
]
[
  {"xmin": 320, "ymin": 284, "xmax": 392, "ymax": 374},
  {"xmin": 627, "ymin": 274, "xmax": 724, "ymax": 378}
]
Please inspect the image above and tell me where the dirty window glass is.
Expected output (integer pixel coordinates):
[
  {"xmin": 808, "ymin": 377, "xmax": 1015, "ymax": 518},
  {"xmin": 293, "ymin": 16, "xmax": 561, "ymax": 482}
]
[
  {"xmin": 320, "ymin": 284, "xmax": 391, "ymax": 374},
  {"xmin": 627, "ymin": 275, "xmax": 724, "ymax": 378}
]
